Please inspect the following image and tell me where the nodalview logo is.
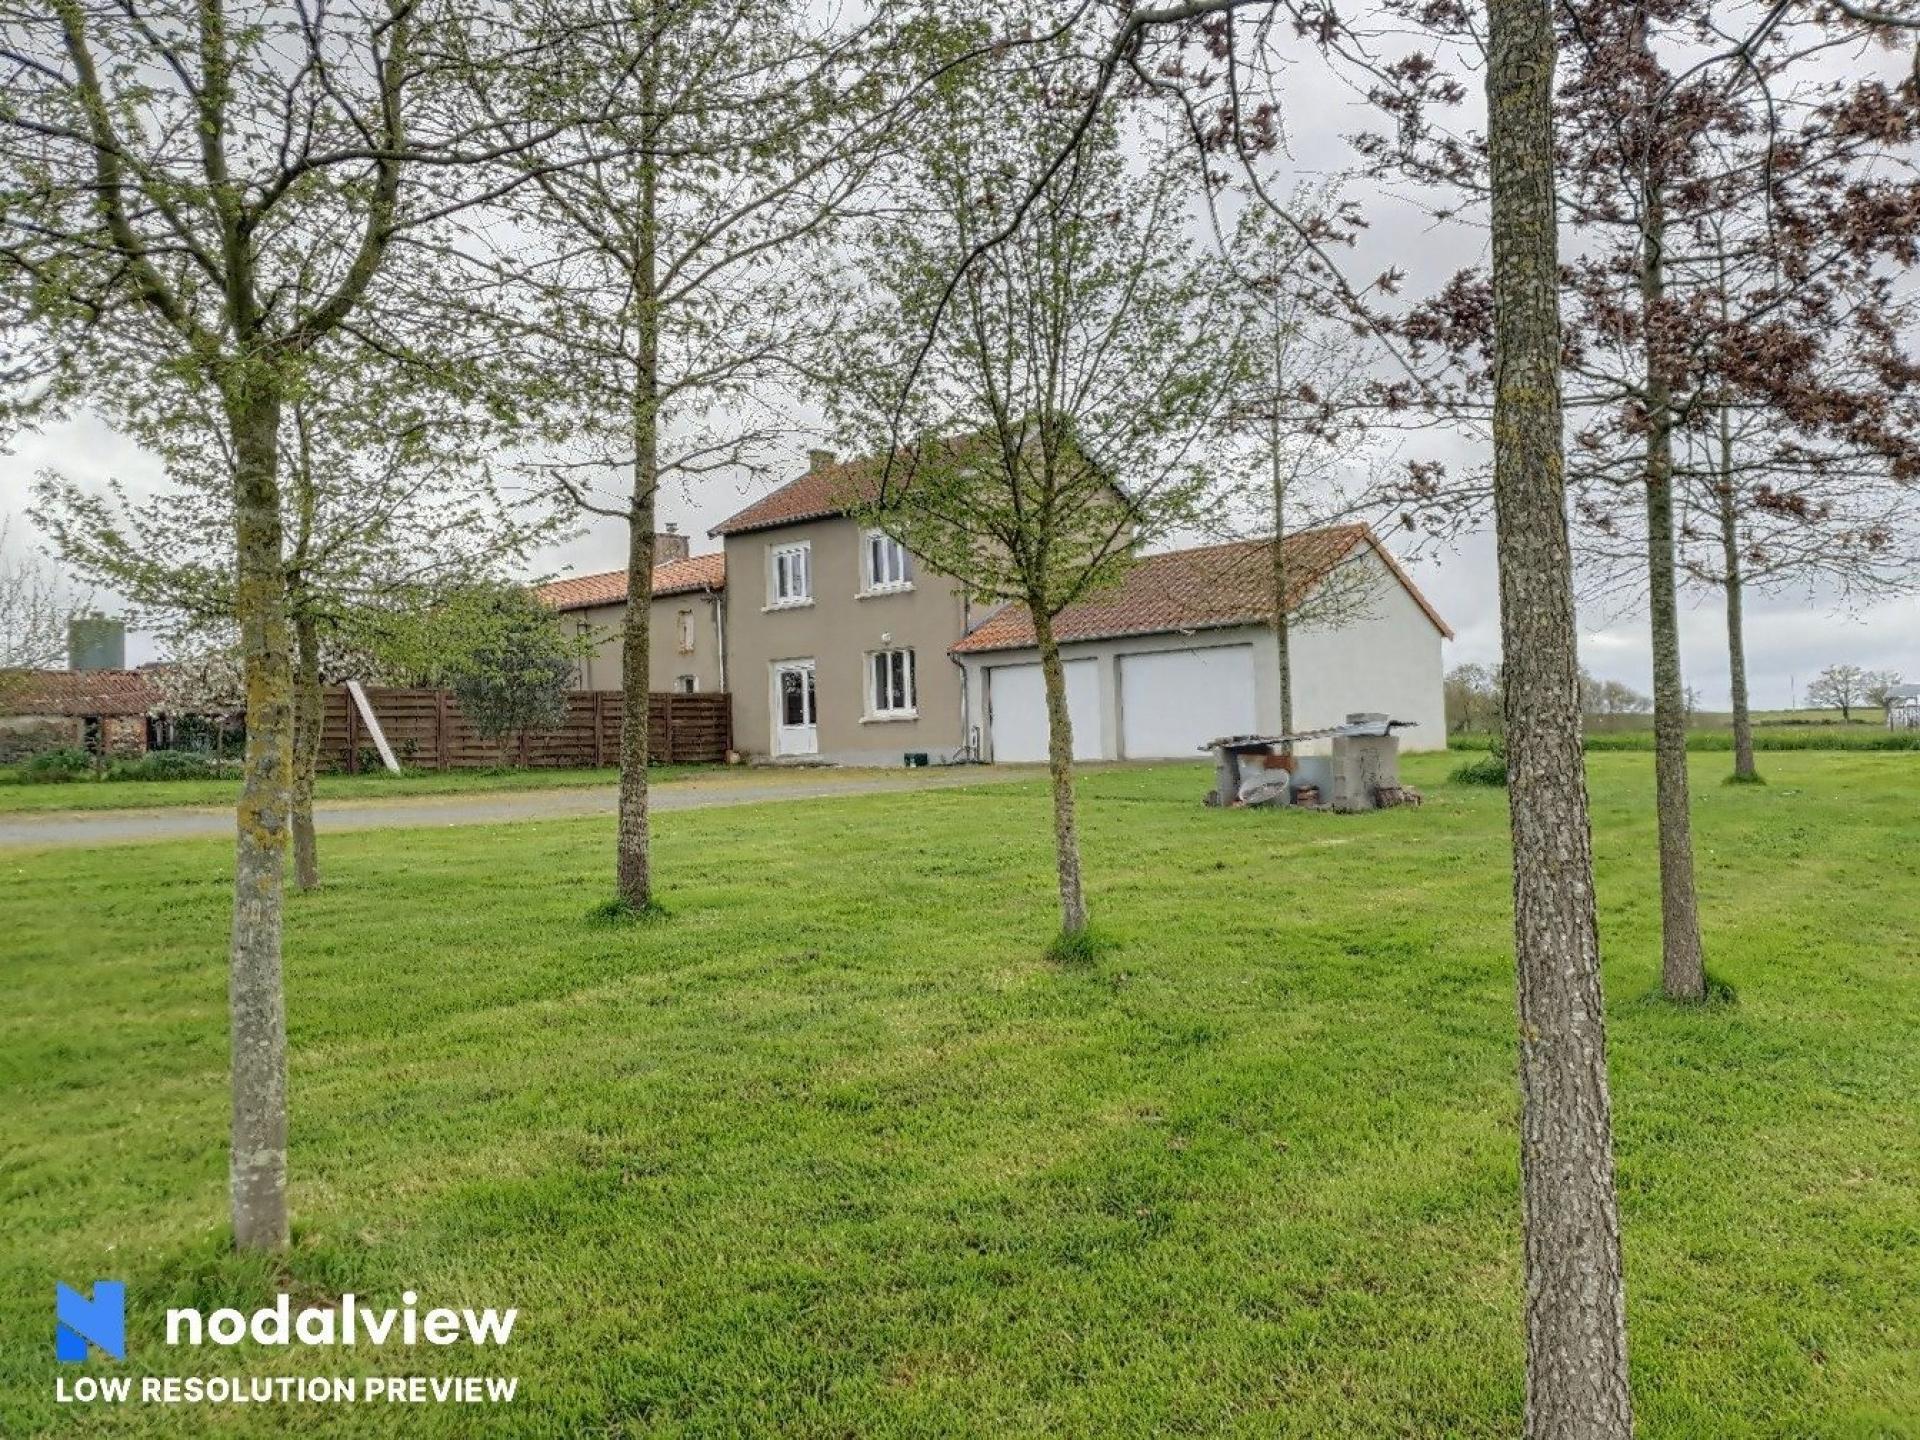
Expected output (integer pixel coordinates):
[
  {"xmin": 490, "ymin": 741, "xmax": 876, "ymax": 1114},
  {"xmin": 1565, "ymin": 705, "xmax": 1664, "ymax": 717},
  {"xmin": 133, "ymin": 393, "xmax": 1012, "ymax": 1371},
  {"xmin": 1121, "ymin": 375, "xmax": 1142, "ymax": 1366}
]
[
  {"xmin": 52, "ymin": 1280, "xmax": 520, "ymax": 1408},
  {"xmin": 55, "ymin": 1280, "xmax": 517, "ymax": 1359},
  {"xmin": 56, "ymin": 1282, "xmax": 126, "ymax": 1362}
]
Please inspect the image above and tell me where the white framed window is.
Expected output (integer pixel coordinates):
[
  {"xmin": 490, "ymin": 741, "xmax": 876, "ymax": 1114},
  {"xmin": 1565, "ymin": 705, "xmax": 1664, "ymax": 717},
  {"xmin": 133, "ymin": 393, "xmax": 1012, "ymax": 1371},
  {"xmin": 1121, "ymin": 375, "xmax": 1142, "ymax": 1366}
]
[
  {"xmin": 863, "ymin": 530, "xmax": 913, "ymax": 593},
  {"xmin": 868, "ymin": 648, "xmax": 917, "ymax": 718},
  {"xmin": 675, "ymin": 674, "xmax": 697, "ymax": 693},
  {"xmin": 769, "ymin": 542, "xmax": 811, "ymax": 606},
  {"xmin": 676, "ymin": 607, "xmax": 695, "ymax": 654}
]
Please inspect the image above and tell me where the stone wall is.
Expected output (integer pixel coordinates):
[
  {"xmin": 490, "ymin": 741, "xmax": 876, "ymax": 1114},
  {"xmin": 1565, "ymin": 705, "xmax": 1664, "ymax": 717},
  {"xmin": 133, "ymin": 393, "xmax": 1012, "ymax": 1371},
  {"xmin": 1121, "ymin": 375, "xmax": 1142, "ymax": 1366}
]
[{"xmin": 0, "ymin": 715, "xmax": 79, "ymax": 764}]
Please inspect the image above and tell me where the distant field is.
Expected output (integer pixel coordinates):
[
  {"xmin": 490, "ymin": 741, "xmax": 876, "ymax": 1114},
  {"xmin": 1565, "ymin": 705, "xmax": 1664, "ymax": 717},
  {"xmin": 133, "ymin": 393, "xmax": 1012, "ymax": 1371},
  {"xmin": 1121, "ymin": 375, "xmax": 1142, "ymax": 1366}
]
[
  {"xmin": 1586, "ymin": 705, "xmax": 1891, "ymax": 731},
  {"xmin": 3, "ymin": 751, "xmax": 1916, "ymax": 1436},
  {"xmin": 1452, "ymin": 727, "xmax": 1919, "ymax": 753},
  {"xmin": 1450, "ymin": 705, "xmax": 1918, "ymax": 752}
]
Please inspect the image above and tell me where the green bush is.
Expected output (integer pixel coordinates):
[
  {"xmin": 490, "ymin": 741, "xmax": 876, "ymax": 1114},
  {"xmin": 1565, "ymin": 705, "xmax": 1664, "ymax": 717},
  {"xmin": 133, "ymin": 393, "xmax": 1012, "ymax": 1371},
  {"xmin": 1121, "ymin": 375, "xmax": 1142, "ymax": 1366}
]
[
  {"xmin": 108, "ymin": 750, "xmax": 233, "ymax": 782},
  {"xmin": 21, "ymin": 747, "xmax": 95, "ymax": 783},
  {"xmin": 1450, "ymin": 752, "xmax": 1509, "ymax": 786},
  {"xmin": 7, "ymin": 747, "xmax": 250, "ymax": 785}
]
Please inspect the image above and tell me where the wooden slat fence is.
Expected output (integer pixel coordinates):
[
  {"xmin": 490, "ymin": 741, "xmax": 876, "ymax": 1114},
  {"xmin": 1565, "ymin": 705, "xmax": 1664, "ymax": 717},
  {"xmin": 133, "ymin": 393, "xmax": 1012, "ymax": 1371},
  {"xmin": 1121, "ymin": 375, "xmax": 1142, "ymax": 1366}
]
[{"xmin": 318, "ymin": 688, "xmax": 730, "ymax": 771}]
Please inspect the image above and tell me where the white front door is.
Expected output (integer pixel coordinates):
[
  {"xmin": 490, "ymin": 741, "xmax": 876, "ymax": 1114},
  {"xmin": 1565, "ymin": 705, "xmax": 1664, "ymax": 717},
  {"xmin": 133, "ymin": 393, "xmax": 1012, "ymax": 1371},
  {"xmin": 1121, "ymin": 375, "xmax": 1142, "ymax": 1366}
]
[{"xmin": 773, "ymin": 660, "xmax": 818, "ymax": 756}]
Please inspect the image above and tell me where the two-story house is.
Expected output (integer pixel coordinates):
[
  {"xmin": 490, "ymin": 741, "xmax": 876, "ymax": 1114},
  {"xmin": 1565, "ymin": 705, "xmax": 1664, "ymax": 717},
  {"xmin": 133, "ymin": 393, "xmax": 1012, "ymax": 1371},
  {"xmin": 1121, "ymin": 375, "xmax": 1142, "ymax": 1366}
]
[
  {"xmin": 711, "ymin": 450, "xmax": 976, "ymax": 765},
  {"xmin": 539, "ymin": 447, "xmax": 1452, "ymax": 765}
]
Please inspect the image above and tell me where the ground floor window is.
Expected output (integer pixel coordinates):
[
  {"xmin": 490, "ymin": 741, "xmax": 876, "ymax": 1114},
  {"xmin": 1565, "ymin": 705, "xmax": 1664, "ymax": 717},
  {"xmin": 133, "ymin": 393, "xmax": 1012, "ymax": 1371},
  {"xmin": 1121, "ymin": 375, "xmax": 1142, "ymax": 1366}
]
[
  {"xmin": 869, "ymin": 649, "xmax": 916, "ymax": 717},
  {"xmin": 675, "ymin": 675, "xmax": 697, "ymax": 693}
]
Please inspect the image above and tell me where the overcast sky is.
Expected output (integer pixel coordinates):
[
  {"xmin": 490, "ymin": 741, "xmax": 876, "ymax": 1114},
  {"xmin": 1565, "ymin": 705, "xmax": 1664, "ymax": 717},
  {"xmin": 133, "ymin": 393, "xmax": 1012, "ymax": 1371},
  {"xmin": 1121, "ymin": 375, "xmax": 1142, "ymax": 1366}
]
[{"xmin": 4, "ymin": 11, "xmax": 1913, "ymax": 709}]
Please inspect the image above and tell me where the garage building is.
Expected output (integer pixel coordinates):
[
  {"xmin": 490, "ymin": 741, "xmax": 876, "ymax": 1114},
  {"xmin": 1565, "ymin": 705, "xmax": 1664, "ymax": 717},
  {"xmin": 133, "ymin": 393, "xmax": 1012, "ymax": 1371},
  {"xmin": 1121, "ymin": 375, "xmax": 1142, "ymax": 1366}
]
[{"xmin": 950, "ymin": 526, "xmax": 1451, "ymax": 763}]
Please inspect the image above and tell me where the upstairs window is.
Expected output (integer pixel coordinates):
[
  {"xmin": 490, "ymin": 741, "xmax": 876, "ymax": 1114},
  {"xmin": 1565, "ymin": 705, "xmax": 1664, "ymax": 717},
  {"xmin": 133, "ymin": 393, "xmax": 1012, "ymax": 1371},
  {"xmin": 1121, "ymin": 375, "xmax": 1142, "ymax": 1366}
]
[
  {"xmin": 676, "ymin": 608, "xmax": 695, "ymax": 654},
  {"xmin": 869, "ymin": 649, "xmax": 917, "ymax": 718},
  {"xmin": 769, "ymin": 543, "xmax": 811, "ymax": 606},
  {"xmin": 864, "ymin": 531, "xmax": 913, "ymax": 593}
]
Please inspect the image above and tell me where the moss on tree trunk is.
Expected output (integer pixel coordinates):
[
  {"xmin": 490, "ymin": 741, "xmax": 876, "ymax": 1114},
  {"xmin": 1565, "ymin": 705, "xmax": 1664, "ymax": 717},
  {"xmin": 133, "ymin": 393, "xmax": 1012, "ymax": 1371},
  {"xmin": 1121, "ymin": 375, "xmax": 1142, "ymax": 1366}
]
[
  {"xmin": 1031, "ymin": 603, "xmax": 1087, "ymax": 937},
  {"xmin": 227, "ymin": 383, "xmax": 292, "ymax": 1253}
]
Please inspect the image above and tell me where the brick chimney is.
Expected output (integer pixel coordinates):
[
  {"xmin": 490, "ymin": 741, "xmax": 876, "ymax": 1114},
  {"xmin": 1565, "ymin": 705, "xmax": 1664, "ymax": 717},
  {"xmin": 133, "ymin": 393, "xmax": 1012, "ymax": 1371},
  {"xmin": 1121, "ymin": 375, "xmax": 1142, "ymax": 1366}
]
[
  {"xmin": 808, "ymin": 448, "xmax": 836, "ymax": 474},
  {"xmin": 655, "ymin": 523, "xmax": 690, "ymax": 565}
]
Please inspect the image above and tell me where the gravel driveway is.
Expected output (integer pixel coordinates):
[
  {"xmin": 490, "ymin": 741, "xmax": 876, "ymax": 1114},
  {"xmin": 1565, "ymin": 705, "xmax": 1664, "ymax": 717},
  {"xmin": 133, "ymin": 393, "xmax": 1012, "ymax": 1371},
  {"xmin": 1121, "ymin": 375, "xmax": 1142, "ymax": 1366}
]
[{"xmin": 0, "ymin": 766, "xmax": 1039, "ymax": 850}]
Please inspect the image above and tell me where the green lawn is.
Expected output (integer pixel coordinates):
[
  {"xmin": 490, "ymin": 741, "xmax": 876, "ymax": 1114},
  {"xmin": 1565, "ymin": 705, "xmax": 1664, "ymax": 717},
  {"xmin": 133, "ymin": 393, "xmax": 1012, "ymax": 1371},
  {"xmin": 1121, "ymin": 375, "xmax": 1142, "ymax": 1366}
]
[
  {"xmin": 3, "ymin": 752, "xmax": 1916, "ymax": 1437},
  {"xmin": 0, "ymin": 764, "xmax": 716, "ymax": 814}
]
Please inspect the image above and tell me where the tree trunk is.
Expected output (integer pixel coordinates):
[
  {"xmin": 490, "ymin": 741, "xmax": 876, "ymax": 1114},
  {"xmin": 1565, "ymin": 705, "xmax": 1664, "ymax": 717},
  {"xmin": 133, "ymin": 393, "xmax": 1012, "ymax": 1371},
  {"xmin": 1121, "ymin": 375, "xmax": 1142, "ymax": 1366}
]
[
  {"xmin": 1273, "ymin": 551, "xmax": 1293, "ymax": 740},
  {"xmin": 1639, "ymin": 175, "xmax": 1709, "ymax": 1002},
  {"xmin": 615, "ymin": 134, "xmax": 660, "ymax": 912},
  {"xmin": 227, "ymin": 384, "xmax": 292, "ymax": 1253},
  {"xmin": 616, "ymin": 482, "xmax": 656, "ymax": 909},
  {"xmin": 1031, "ymin": 603, "xmax": 1088, "ymax": 937},
  {"xmin": 1485, "ymin": 2, "xmax": 1634, "ymax": 1433},
  {"xmin": 1716, "ymin": 410, "xmax": 1756, "ymax": 782},
  {"xmin": 1269, "ymin": 304, "xmax": 1295, "ymax": 743},
  {"xmin": 291, "ymin": 613, "xmax": 321, "ymax": 891}
]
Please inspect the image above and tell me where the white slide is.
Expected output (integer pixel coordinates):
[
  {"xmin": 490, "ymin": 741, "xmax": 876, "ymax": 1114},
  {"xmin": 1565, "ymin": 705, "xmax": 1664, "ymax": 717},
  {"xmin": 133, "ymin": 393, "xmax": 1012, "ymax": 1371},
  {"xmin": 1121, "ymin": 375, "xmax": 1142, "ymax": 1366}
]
[{"xmin": 345, "ymin": 680, "xmax": 402, "ymax": 774}]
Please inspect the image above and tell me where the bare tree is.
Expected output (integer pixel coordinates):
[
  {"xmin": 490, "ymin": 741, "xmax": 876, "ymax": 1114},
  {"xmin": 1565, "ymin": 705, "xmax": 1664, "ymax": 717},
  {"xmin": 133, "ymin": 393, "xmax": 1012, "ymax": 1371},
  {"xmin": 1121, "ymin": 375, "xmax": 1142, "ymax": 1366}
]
[
  {"xmin": 1806, "ymin": 662, "xmax": 1878, "ymax": 721},
  {"xmin": 1376, "ymin": 0, "xmax": 1920, "ymax": 996},
  {"xmin": 32, "ymin": 349, "xmax": 562, "ymax": 889},
  {"xmin": 0, "ymin": 0, "xmax": 550, "ymax": 1250},
  {"xmin": 1678, "ymin": 399, "xmax": 1917, "ymax": 773},
  {"xmin": 1226, "ymin": 206, "xmax": 1400, "ymax": 742},
  {"xmin": 896, "ymin": 3, "xmax": 1638, "ymax": 1419},
  {"xmin": 1579, "ymin": 670, "xmax": 1652, "ymax": 721},
  {"xmin": 837, "ymin": 77, "xmax": 1244, "ymax": 942},
  {"xmin": 1446, "ymin": 661, "xmax": 1504, "ymax": 735},
  {"xmin": 0, "ymin": 517, "xmax": 88, "ymax": 669},
  {"xmin": 1865, "ymin": 670, "xmax": 1907, "ymax": 711},
  {"xmin": 468, "ymin": 0, "xmax": 902, "ymax": 914}
]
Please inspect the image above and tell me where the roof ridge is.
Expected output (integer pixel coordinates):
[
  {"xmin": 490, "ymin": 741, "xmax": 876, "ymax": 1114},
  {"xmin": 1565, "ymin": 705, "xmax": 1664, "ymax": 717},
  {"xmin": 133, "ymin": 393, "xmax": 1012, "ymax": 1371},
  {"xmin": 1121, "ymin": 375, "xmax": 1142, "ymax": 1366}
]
[
  {"xmin": 534, "ymin": 551, "xmax": 726, "ymax": 612},
  {"xmin": 1134, "ymin": 523, "xmax": 1367, "ymax": 561}
]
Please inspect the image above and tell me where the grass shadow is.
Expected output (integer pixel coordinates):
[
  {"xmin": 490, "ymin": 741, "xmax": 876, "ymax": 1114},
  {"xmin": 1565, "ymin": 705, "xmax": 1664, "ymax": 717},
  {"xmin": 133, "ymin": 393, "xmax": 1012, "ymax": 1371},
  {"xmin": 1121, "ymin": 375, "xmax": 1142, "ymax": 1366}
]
[
  {"xmin": 585, "ymin": 897, "xmax": 672, "ymax": 927},
  {"xmin": 1638, "ymin": 972, "xmax": 1740, "ymax": 1009},
  {"xmin": 1046, "ymin": 924, "xmax": 1119, "ymax": 967}
]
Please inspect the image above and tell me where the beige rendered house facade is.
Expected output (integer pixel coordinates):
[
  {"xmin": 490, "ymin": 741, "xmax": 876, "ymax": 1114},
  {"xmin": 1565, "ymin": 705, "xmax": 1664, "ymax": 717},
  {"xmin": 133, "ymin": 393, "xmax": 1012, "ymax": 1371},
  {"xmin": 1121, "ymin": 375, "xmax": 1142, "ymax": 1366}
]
[
  {"xmin": 709, "ymin": 452, "xmax": 978, "ymax": 765},
  {"xmin": 535, "ymin": 530, "xmax": 727, "ymax": 695}
]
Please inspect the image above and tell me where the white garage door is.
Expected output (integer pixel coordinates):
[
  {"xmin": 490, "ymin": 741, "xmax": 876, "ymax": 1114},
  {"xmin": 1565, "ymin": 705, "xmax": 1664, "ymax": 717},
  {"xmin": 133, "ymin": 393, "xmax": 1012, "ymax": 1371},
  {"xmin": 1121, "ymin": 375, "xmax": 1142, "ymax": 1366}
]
[
  {"xmin": 988, "ymin": 660, "xmax": 1103, "ymax": 762},
  {"xmin": 1120, "ymin": 645, "xmax": 1258, "ymax": 758}
]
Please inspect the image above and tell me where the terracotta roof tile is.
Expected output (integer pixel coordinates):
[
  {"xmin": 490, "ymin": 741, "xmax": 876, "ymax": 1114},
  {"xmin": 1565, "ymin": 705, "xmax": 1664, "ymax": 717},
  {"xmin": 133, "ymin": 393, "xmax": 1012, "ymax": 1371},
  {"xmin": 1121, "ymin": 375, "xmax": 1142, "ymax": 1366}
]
[
  {"xmin": 534, "ymin": 551, "xmax": 725, "ymax": 612},
  {"xmin": 0, "ymin": 668, "xmax": 160, "ymax": 716},
  {"xmin": 709, "ymin": 435, "xmax": 1103, "ymax": 539},
  {"xmin": 950, "ymin": 525, "xmax": 1450, "ymax": 654},
  {"xmin": 708, "ymin": 454, "xmax": 895, "ymax": 537}
]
